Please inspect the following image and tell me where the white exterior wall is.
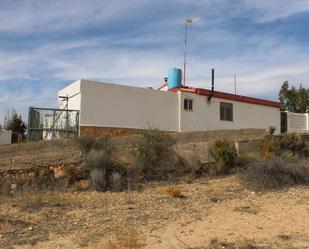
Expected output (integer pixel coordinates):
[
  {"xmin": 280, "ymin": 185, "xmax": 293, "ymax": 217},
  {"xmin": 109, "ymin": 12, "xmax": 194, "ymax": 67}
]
[
  {"xmin": 58, "ymin": 80, "xmax": 81, "ymax": 110},
  {"xmin": 58, "ymin": 79, "xmax": 281, "ymax": 134},
  {"xmin": 287, "ymin": 112, "xmax": 309, "ymax": 133},
  {"xmin": 179, "ymin": 92, "xmax": 281, "ymax": 133},
  {"xmin": 79, "ymin": 80, "xmax": 179, "ymax": 131},
  {"xmin": 0, "ymin": 130, "xmax": 12, "ymax": 145}
]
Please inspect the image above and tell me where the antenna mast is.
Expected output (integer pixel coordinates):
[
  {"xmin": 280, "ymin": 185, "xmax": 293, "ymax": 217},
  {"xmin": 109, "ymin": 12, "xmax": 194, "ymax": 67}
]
[
  {"xmin": 183, "ymin": 17, "xmax": 197, "ymax": 86},
  {"xmin": 234, "ymin": 74, "xmax": 237, "ymax": 95}
]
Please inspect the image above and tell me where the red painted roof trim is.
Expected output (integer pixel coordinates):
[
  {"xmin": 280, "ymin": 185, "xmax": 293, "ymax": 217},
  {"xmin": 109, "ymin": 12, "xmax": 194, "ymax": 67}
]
[
  {"xmin": 157, "ymin": 83, "xmax": 167, "ymax": 90},
  {"xmin": 168, "ymin": 87, "xmax": 280, "ymax": 108}
]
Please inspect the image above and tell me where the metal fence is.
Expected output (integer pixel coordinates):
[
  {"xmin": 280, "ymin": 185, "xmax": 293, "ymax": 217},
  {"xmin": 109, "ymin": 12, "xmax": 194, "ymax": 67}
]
[{"xmin": 27, "ymin": 107, "xmax": 79, "ymax": 141}]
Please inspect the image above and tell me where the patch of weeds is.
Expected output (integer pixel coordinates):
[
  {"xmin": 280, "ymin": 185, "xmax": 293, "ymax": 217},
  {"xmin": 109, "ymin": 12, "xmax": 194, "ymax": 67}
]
[
  {"xmin": 278, "ymin": 234, "xmax": 291, "ymax": 240},
  {"xmin": 208, "ymin": 189, "xmax": 226, "ymax": 203},
  {"xmin": 192, "ymin": 239, "xmax": 272, "ymax": 249},
  {"xmin": 165, "ymin": 186, "xmax": 185, "ymax": 198},
  {"xmin": 209, "ymin": 197, "xmax": 222, "ymax": 203},
  {"xmin": 105, "ymin": 225, "xmax": 146, "ymax": 249},
  {"xmin": 234, "ymin": 206, "xmax": 259, "ymax": 215},
  {"xmin": 15, "ymin": 192, "xmax": 69, "ymax": 212},
  {"xmin": 207, "ymin": 239, "xmax": 236, "ymax": 249},
  {"xmin": 239, "ymin": 244, "xmax": 272, "ymax": 249}
]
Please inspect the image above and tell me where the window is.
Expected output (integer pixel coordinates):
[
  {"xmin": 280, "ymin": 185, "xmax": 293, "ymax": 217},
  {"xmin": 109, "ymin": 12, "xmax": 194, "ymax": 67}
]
[
  {"xmin": 220, "ymin": 102, "xmax": 233, "ymax": 121},
  {"xmin": 184, "ymin": 99, "xmax": 193, "ymax": 111}
]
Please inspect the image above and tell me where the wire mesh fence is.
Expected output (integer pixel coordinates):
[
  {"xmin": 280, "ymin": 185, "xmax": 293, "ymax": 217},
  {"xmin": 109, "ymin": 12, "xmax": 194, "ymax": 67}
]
[{"xmin": 27, "ymin": 107, "xmax": 79, "ymax": 141}]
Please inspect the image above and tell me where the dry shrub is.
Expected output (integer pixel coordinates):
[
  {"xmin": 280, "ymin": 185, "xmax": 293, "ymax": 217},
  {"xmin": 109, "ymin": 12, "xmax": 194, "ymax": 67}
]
[
  {"xmin": 87, "ymin": 149, "xmax": 109, "ymax": 191},
  {"xmin": 71, "ymin": 179, "xmax": 90, "ymax": 191},
  {"xmin": 239, "ymin": 156, "xmax": 309, "ymax": 190},
  {"xmin": 77, "ymin": 136, "xmax": 126, "ymax": 191},
  {"xmin": 76, "ymin": 136, "xmax": 111, "ymax": 154},
  {"xmin": 165, "ymin": 186, "xmax": 184, "ymax": 198},
  {"xmin": 206, "ymin": 239, "xmax": 236, "ymax": 249},
  {"xmin": 134, "ymin": 129, "xmax": 184, "ymax": 180},
  {"xmin": 207, "ymin": 189, "xmax": 226, "ymax": 203},
  {"xmin": 106, "ymin": 226, "xmax": 145, "ymax": 249},
  {"xmin": 208, "ymin": 140, "xmax": 237, "ymax": 175},
  {"xmin": 0, "ymin": 176, "xmax": 11, "ymax": 196},
  {"xmin": 202, "ymin": 239, "xmax": 269, "ymax": 249},
  {"xmin": 63, "ymin": 165, "xmax": 88, "ymax": 185},
  {"xmin": 260, "ymin": 133, "xmax": 309, "ymax": 158}
]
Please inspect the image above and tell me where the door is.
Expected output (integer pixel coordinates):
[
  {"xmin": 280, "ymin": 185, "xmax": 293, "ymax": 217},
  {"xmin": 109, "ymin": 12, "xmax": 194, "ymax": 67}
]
[{"xmin": 280, "ymin": 112, "xmax": 287, "ymax": 133}]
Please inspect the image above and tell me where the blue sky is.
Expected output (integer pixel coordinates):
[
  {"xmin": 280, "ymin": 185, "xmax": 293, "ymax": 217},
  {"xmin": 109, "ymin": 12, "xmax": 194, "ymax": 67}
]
[{"xmin": 1, "ymin": 0, "xmax": 309, "ymax": 123}]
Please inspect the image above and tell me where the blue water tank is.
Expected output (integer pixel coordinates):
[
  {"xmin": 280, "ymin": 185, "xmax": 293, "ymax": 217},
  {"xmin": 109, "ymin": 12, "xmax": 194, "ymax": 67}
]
[{"xmin": 168, "ymin": 68, "xmax": 182, "ymax": 89}]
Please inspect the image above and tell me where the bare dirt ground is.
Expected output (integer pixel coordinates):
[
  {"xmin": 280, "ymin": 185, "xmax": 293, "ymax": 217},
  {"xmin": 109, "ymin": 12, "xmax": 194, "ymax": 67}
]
[{"xmin": 0, "ymin": 175, "xmax": 308, "ymax": 249}]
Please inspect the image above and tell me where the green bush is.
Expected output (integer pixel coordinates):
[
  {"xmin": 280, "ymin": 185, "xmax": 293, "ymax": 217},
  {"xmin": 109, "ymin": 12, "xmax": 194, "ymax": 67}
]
[
  {"xmin": 208, "ymin": 140, "xmax": 237, "ymax": 175},
  {"xmin": 134, "ymin": 129, "xmax": 181, "ymax": 180},
  {"xmin": 267, "ymin": 126, "xmax": 276, "ymax": 135}
]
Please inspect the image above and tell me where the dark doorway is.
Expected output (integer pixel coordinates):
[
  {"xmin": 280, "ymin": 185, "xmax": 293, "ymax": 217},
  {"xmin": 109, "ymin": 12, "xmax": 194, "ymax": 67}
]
[{"xmin": 281, "ymin": 112, "xmax": 287, "ymax": 133}]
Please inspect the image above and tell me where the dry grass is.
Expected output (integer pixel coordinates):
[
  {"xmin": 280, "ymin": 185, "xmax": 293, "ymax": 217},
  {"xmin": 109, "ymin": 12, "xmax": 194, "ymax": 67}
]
[
  {"xmin": 1, "ymin": 175, "xmax": 308, "ymax": 248},
  {"xmin": 197, "ymin": 239, "xmax": 271, "ymax": 249},
  {"xmin": 234, "ymin": 205, "xmax": 260, "ymax": 215},
  {"xmin": 165, "ymin": 186, "xmax": 184, "ymax": 198},
  {"xmin": 260, "ymin": 134, "xmax": 309, "ymax": 158},
  {"xmin": 15, "ymin": 192, "xmax": 69, "ymax": 211},
  {"xmin": 239, "ymin": 156, "xmax": 309, "ymax": 190},
  {"xmin": 105, "ymin": 226, "xmax": 146, "ymax": 249}
]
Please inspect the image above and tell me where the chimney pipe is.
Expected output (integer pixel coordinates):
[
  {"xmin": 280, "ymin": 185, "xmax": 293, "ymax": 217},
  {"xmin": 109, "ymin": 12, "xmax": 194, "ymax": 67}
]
[{"xmin": 208, "ymin": 69, "xmax": 215, "ymax": 101}]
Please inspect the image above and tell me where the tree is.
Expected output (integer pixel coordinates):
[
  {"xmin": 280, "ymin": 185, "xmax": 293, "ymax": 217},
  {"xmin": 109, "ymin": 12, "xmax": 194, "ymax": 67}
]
[
  {"xmin": 279, "ymin": 81, "xmax": 309, "ymax": 113},
  {"xmin": 3, "ymin": 108, "xmax": 26, "ymax": 135}
]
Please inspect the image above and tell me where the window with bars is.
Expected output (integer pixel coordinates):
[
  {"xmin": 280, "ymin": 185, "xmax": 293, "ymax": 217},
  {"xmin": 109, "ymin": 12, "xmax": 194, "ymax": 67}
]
[
  {"xmin": 220, "ymin": 102, "xmax": 233, "ymax": 121},
  {"xmin": 184, "ymin": 99, "xmax": 193, "ymax": 111}
]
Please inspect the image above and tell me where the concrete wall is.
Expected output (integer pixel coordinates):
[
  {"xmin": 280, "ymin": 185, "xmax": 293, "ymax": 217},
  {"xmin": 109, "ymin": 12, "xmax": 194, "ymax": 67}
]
[
  {"xmin": 179, "ymin": 92, "xmax": 281, "ymax": 133},
  {"xmin": 287, "ymin": 112, "xmax": 309, "ymax": 133},
  {"xmin": 0, "ymin": 130, "xmax": 266, "ymax": 172},
  {"xmin": 79, "ymin": 80, "xmax": 179, "ymax": 131},
  {"xmin": 0, "ymin": 130, "xmax": 12, "ymax": 145}
]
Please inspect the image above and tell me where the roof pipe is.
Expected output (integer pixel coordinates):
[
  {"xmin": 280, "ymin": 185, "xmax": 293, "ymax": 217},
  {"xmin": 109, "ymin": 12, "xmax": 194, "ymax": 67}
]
[{"xmin": 208, "ymin": 69, "xmax": 215, "ymax": 101}]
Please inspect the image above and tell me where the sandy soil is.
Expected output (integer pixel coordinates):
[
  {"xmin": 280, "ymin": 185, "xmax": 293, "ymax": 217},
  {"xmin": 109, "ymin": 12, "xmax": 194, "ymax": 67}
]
[{"xmin": 1, "ymin": 175, "xmax": 308, "ymax": 249}]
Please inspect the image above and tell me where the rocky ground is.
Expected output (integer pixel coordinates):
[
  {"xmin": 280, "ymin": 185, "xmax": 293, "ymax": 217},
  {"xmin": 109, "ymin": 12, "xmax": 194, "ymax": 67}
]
[{"xmin": 0, "ymin": 175, "xmax": 308, "ymax": 249}]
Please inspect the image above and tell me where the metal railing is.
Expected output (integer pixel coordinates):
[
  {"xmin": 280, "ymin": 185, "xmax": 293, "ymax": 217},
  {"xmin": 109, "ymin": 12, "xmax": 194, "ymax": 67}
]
[{"xmin": 27, "ymin": 107, "xmax": 79, "ymax": 141}]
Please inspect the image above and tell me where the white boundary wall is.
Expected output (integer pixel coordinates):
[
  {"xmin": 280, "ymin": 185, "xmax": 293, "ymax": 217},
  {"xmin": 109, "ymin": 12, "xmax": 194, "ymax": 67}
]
[
  {"xmin": 287, "ymin": 112, "xmax": 309, "ymax": 133},
  {"xmin": 0, "ymin": 130, "xmax": 12, "ymax": 145}
]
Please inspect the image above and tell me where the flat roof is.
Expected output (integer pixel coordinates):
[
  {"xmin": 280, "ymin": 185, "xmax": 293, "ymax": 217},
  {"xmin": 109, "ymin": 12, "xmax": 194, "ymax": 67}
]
[{"xmin": 168, "ymin": 86, "xmax": 281, "ymax": 108}]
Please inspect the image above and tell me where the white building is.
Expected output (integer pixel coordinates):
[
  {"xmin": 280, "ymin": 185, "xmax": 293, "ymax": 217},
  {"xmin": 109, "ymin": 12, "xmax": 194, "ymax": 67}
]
[
  {"xmin": 0, "ymin": 130, "xmax": 12, "ymax": 145},
  {"xmin": 58, "ymin": 77, "xmax": 282, "ymax": 137}
]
